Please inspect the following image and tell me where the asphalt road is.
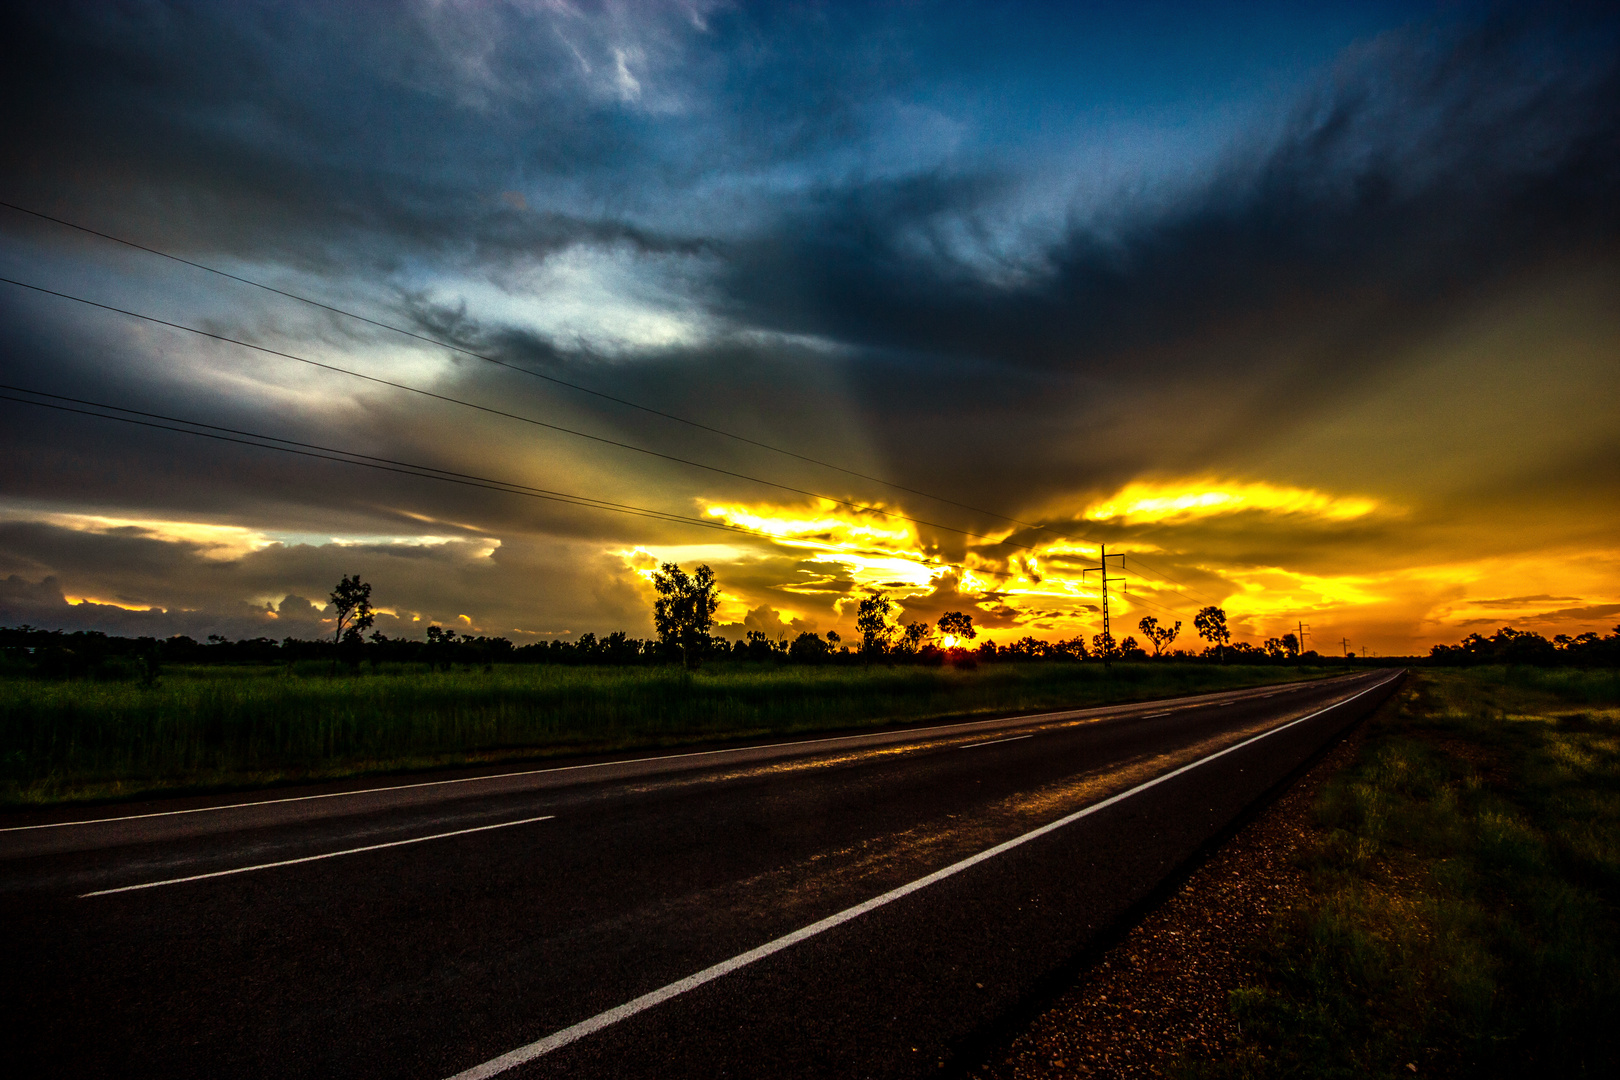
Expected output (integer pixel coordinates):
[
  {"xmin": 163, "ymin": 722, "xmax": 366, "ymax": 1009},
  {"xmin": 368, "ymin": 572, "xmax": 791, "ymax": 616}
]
[{"xmin": 1, "ymin": 669, "xmax": 1402, "ymax": 1079}]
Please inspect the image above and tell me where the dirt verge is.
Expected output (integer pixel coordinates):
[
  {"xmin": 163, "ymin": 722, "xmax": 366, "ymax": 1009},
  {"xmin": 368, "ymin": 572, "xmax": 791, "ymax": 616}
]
[{"xmin": 965, "ymin": 720, "xmax": 1369, "ymax": 1078}]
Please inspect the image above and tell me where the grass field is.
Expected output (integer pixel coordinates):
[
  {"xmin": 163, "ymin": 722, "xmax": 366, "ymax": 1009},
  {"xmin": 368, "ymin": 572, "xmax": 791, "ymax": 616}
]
[
  {"xmin": 1186, "ymin": 666, "xmax": 1620, "ymax": 1078},
  {"xmin": 0, "ymin": 660, "xmax": 1338, "ymax": 806}
]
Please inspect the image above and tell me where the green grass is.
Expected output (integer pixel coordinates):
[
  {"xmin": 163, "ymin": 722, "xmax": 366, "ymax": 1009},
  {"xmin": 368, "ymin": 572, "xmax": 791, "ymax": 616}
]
[
  {"xmin": 0, "ymin": 660, "xmax": 1334, "ymax": 806},
  {"xmin": 1184, "ymin": 668, "xmax": 1620, "ymax": 1079}
]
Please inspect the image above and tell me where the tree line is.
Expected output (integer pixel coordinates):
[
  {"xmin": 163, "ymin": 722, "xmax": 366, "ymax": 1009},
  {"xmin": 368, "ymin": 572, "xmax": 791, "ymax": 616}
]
[
  {"xmin": 11, "ymin": 561, "xmax": 1610, "ymax": 679},
  {"xmin": 1427, "ymin": 625, "xmax": 1620, "ymax": 667},
  {"xmin": 0, "ymin": 564, "xmax": 1337, "ymax": 678}
]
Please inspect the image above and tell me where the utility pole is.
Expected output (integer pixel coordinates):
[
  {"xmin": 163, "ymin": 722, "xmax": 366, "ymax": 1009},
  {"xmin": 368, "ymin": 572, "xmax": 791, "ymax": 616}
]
[
  {"xmin": 1340, "ymin": 637, "xmax": 1351, "ymax": 658},
  {"xmin": 1296, "ymin": 620, "xmax": 1310, "ymax": 662},
  {"xmin": 1079, "ymin": 543, "xmax": 1126, "ymax": 672}
]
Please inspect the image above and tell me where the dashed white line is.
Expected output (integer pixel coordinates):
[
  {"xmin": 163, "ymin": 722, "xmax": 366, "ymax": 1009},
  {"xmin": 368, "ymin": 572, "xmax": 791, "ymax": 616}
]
[
  {"xmin": 443, "ymin": 674, "xmax": 1399, "ymax": 1079},
  {"xmin": 0, "ymin": 714, "xmax": 1129, "ymax": 832},
  {"xmin": 6, "ymin": 680, "xmax": 1348, "ymax": 834},
  {"xmin": 960, "ymin": 734, "xmax": 1035, "ymax": 749},
  {"xmin": 79, "ymin": 814, "xmax": 555, "ymax": 898}
]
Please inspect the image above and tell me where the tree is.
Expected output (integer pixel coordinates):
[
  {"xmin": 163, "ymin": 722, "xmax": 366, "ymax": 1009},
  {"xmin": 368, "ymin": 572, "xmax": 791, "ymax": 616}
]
[
  {"xmin": 1194, "ymin": 605, "xmax": 1230, "ymax": 661},
  {"xmin": 856, "ymin": 590, "xmax": 894, "ymax": 655},
  {"xmin": 330, "ymin": 575, "xmax": 374, "ymax": 645},
  {"xmin": 788, "ymin": 631, "xmax": 832, "ymax": 663},
  {"xmin": 1008, "ymin": 636, "xmax": 1046, "ymax": 659},
  {"xmin": 936, "ymin": 611, "xmax": 977, "ymax": 644},
  {"xmin": 742, "ymin": 629, "xmax": 775, "ymax": 662},
  {"xmin": 652, "ymin": 562, "xmax": 720, "ymax": 669},
  {"xmin": 1137, "ymin": 616, "xmax": 1181, "ymax": 657},
  {"xmin": 1092, "ymin": 630, "xmax": 1117, "ymax": 660},
  {"xmin": 896, "ymin": 620, "xmax": 933, "ymax": 654},
  {"xmin": 1055, "ymin": 636, "xmax": 1089, "ymax": 660}
]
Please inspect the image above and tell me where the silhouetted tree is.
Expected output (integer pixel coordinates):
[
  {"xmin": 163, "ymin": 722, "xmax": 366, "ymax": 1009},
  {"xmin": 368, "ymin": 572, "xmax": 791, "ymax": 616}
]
[
  {"xmin": 330, "ymin": 574, "xmax": 374, "ymax": 645},
  {"xmin": 856, "ymin": 590, "xmax": 894, "ymax": 655},
  {"xmin": 897, "ymin": 620, "xmax": 933, "ymax": 654},
  {"xmin": 1195, "ymin": 606, "xmax": 1230, "ymax": 661},
  {"xmin": 1264, "ymin": 634, "xmax": 1300, "ymax": 661},
  {"xmin": 937, "ymin": 611, "xmax": 977, "ymax": 644},
  {"xmin": 1007, "ymin": 636, "xmax": 1046, "ymax": 659},
  {"xmin": 1138, "ymin": 616, "xmax": 1181, "ymax": 657},
  {"xmin": 1092, "ymin": 630, "xmax": 1117, "ymax": 660},
  {"xmin": 652, "ymin": 562, "xmax": 720, "ymax": 669},
  {"xmin": 789, "ymin": 631, "xmax": 832, "ymax": 663},
  {"xmin": 1054, "ymin": 636, "xmax": 1090, "ymax": 660}
]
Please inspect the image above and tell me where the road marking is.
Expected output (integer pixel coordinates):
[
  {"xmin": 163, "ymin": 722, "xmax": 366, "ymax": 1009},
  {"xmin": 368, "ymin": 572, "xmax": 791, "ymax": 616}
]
[
  {"xmin": 960, "ymin": 734, "xmax": 1034, "ymax": 749},
  {"xmin": 79, "ymin": 814, "xmax": 555, "ymax": 898},
  {"xmin": 1140, "ymin": 710, "xmax": 1173, "ymax": 718},
  {"xmin": 444, "ymin": 674, "xmax": 1399, "ymax": 1079},
  {"xmin": 6, "ymin": 682, "xmax": 1339, "ymax": 833}
]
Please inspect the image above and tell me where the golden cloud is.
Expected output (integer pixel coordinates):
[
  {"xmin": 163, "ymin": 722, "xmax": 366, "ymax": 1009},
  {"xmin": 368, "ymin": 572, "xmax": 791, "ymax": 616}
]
[{"xmin": 1081, "ymin": 479, "xmax": 1381, "ymax": 525}]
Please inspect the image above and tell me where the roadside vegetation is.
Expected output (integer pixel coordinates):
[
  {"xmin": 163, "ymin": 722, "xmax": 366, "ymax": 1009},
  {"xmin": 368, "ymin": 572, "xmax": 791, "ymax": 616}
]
[
  {"xmin": 8, "ymin": 563, "xmax": 1608, "ymax": 810},
  {"xmin": 0, "ymin": 660, "xmax": 1341, "ymax": 807},
  {"xmin": 1184, "ymin": 667, "xmax": 1620, "ymax": 1078}
]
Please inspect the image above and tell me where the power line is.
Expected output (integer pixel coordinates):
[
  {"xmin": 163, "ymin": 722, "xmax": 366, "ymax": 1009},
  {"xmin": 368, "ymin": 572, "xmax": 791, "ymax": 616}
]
[
  {"xmin": 1116, "ymin": 565, "xmax": 1215, "ymax": 616},
  {"xmin": 0, "ymin": 199, "xmax": 1233, "ymax": 596},
  {"xmin": 0, "ymin": 272, "xmax": 1241, "ymax": 617},
  {"xmin": 4, "ymin": 202, "xmax": 1250, "ymax": 642},
  {"xmin": 0, "ymin": 386, "xmax": 965, "ymax": 564},
  {"xmin": 1122, "ymin": 554, "xmax": 1223, "ymax": 606},
  {"xmin": 3, "ymin": 380, "xmax": 1208, "ymax": 640},
  {"xmin": 0, "ymin": 198, "xmax": 1032, "ymax": 523},
  {"xmin": 0, "ymin": 389, "xmax": 748, "ymax": 534},
  {"xmin": 0, "ymin": 274, "xmax": 1048, "ymax": 557},
  {"xmin": 1105, "ymin": 584, "xmax": 1201, "ymax": 622}
]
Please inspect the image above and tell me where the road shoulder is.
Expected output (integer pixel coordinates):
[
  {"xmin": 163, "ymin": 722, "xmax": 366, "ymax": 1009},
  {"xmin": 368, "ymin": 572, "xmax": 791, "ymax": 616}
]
[{"xmin": 966, "ymin": 692, "xmax": 1371, "ymax": 1078}]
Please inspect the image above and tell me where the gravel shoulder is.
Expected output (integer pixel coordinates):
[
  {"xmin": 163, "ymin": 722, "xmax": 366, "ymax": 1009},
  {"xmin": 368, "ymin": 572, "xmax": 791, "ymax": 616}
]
[{"xmin": 966, "ymin": 710, "xmax": 1369, "ymax": 1079}]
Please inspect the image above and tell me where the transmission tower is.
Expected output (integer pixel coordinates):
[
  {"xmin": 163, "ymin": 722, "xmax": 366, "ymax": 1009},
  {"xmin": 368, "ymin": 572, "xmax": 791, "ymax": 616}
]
[{"xmin": 1079, "ymin": 543, "xmax": 1126, "ymax": 671}]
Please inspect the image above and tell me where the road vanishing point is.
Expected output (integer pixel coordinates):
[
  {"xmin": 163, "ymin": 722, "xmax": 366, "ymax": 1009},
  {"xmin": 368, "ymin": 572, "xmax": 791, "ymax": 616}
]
[{"xmin": 2, "ymin": 669, "xmax": 1403, "ymax": 1078}]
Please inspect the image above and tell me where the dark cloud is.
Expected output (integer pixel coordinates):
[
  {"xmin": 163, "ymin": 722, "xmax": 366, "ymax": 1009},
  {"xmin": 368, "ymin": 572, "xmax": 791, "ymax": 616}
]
[
  {"xmin": 349, "ymin": 11, "xmax": 1620, "ymax": 525},
  {"xmin": 0, "ymin": 1, "xmax": 916, "ymax": 274},
  {"xmin": 719, "ymin": 16, "xmax": 1620, "ymax": 368},
  {"xmin": 0, "ymin": 519, "xmax": 655, "ymax": 641},
  {"xmin": 1455, "ymin": 604, "xmax": 1620, "ymax": 629}
]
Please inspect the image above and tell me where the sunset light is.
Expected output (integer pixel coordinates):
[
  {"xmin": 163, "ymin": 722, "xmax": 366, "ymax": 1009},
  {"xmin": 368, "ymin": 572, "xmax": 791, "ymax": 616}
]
[{"xmin": 1081, "ymin": 480, "xmax": 1382, "ymax": 526}]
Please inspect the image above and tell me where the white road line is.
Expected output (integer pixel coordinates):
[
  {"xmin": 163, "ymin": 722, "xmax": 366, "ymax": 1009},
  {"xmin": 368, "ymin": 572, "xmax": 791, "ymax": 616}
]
[
  {"xmin": 960, "ymin": 734, "xmax": 1035, "ymax": 749},
  {"xmin": 444, "ymin": 674, "xmax": 1399, "ymax": 1080},
  {"xmin": 0, "ymin": 713, "xmax": 1144, "ymax": 832},
  {"xmin": 1140, "ymin": 711, "xmax": 1173, "ymax": 718},
  {"xmin": 2, "ymin": 742, "xmax": 851, "ymax": 831},
  {"xmin": 6, "ymin": 681, "xmax": 1331, "ymax": 833},
  {"xmin": 79, "ymin": 814, "xmax": 555, "ymax": 898}
]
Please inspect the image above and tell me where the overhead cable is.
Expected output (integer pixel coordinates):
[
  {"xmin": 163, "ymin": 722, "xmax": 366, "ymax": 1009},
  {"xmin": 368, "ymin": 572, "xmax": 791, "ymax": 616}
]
[
  {"xmin": 0, "ymin": 199, "xmax": 1225, "ymax": 594},
  {"xmin": 0, "ymin": 274, "xmax": 1044, "ymax": 556}
]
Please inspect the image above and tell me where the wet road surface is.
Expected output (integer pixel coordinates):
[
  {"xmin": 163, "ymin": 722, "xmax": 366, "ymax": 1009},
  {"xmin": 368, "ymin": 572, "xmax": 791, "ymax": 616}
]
[{"xmin": 1, "ymin": 669, "xmax": 1402, "ymax": 1079}]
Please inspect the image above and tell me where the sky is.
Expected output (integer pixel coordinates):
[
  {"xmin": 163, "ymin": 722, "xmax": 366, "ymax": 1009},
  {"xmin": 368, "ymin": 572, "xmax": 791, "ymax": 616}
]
[{"xmin": 1, "ymin": 0, "xmax": 1617, "ymax": 656}]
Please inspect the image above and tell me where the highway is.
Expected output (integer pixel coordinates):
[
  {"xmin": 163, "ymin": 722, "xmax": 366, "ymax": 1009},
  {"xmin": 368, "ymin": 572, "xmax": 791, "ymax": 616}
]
[{"xmin": 1, "ymin": 669, "xmax": 1402, "ymax": 1079}]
